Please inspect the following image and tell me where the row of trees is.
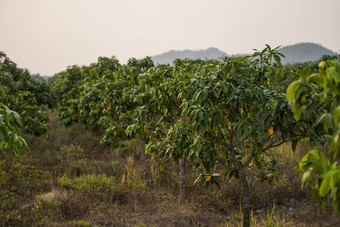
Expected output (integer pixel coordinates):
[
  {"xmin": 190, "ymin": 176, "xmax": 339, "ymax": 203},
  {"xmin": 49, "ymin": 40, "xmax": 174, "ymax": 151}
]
[
  {"xmin": 1, "ymin": 47, "xmax": 339, "ymax": 227},
  {"xmin": 0, "ymin": 52, "xmax": 53, "ymax": 136},
  {"xmin": 50, "ymin": 46, "xmax": 322, "ymax": 226},
  {"xmin": 0, "ymin": 52, "xmax": 55, "ymax": 157}
]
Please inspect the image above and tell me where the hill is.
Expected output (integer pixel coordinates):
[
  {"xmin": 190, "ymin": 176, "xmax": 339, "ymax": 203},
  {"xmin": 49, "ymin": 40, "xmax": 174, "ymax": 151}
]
[
  {"xmin": 152, "ymin": 47, "xmax": 228, "ymax": 65},
  {"xmin": 278, "ymin": 43, "xmax": 337, "ymax": 64},
  {"xmin": 152, "ymin": 43, "xmax": 337, "ymax": 65}
]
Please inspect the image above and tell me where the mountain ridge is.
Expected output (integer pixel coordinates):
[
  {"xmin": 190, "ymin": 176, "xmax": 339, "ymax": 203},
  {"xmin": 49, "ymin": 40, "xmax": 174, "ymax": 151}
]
[
  {"xmin": 152, "ymin": 47, "xmax": 228, "ymax": 65},
  {"xmin": 152, "ymin": 42, "xmax": 338, "ymax": 65}
]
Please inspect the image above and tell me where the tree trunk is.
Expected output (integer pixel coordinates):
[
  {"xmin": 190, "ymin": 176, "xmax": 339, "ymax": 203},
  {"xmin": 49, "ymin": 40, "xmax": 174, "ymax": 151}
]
[
  {"xmin": 220, "ymin": 127, "xmax": 250, "ymax": 227},
  {"xmin": 178, "ymin": 157, "xmax": 186, "ymax": 203},
  {"xmin": 229, "ymin": 148, "xmax": 250, "ymax": 227},
  {"xmin": 140, "ymin": 140, "xmax": 146, "ymax": 161}
]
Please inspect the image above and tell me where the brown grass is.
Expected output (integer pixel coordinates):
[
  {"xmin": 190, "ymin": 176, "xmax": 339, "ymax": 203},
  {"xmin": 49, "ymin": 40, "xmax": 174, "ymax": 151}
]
[{"xmin": 0, "ymin": 111, "xmax": 339, "ymax": 226}]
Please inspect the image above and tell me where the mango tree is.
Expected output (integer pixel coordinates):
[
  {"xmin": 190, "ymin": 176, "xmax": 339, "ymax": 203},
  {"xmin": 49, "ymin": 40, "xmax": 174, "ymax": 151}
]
[
  {"xmin": 170, "ymin": 48, "xmax": 302, "ymax": 227},
  {"xmin": 0, "ymin": 52, "xmax": 50, "ymax": 136},
  {"xmin": 126, "ymin": 61, "xmax": 195, "ymax": 201},
  {"xmin": 99, "ymin": 57, "xmax": 154, "ymax": 154}
]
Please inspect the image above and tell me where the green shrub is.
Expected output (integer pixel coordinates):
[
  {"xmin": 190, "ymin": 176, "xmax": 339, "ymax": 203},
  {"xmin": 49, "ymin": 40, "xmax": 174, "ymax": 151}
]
[
  {"xmin": 73, "ymin": 174, "xmax": 117, "ymax": 194},
  {"xmin": 56, "ymin": 144, "xmax": 91, "ymax": 177},
  {"xmin": 58, "ymin": 174, "xmax": 126, "ymax": 196},
  {"xmin": 58, "ymin": 174, "xmax": 72, "ymax": 189}
]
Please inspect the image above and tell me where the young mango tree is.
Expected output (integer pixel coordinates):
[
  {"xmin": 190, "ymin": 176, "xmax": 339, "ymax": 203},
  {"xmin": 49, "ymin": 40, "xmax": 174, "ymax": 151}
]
[
  {"xmin": 99, "ymin": 57, "xmax": 155, "ymax": 153},
  {"xmin": 129, "ymin": 61, "xmax": 196, "ymax": 201},
  {"xmin": 0, "ymin": 52, "xmax": 50, "ymax": 136},
  {"xmin": 77, "ymin": 57, "xmax": 121, "ymax": 130},
  {"xmin": 287, "ymin": 59, "xmax": 340, "ymax": 213},
  {"xmin": 172, "ymin": 49, "xmax": 303, "ymax": 227},
  {"xmin": 51, "ymin": 65, "xmax": 84, "ymax": 126},
  {"xmin": 137, "ymin": 59, "xmax": 226, "ymax": 202}
]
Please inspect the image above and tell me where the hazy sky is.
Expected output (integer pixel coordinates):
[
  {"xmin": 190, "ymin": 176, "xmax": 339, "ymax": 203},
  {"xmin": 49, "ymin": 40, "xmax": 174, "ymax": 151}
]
[{"xmin": 0, "ymin": 0, "xmax": 339, "ymax": 75}]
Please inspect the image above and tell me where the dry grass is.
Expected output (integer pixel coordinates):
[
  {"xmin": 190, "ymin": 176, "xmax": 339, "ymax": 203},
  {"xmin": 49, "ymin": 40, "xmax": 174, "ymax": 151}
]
[{"xmin": 0, "ymin": 111, "xmax": 339, "ymax": 226}]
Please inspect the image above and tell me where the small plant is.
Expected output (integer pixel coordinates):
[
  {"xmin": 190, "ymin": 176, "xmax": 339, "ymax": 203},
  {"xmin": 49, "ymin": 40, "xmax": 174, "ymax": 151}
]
[
  {"xmin": 32, "ymin": 199, "xmax": 63, "ymax": 224},
  {"xmin": 58, "ymin": 174, "xmax": 72, "ymax": 189},
  {"xmin": 121, "ymin": 155, "xmax": 146, "ymax": 190},
  {"xmin": 73, "ymin": 174, "xmax": 117, "ymax": 194},
  {"xmin": 222, "ymin": 205, "xmax": 293, "ymax": 227},
  {"xmin": 68, "ymin": 219, "xmax": 92, "ymax": 227},
  {"xmin": 58, "ymin": 174, "xmax": 117, "ymax": 193},
  {"xmin": 57, "ymin": 174, "xmax": 129, "ymax": 204},
  {"xmin": 56, "ymin": 144, "xmax": 91, "ymax": 177}
]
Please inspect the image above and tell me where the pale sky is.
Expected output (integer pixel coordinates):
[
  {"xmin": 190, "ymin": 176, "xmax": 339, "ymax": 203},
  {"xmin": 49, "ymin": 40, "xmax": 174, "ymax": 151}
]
[{"xmin": 0, "ymin": 0, "xmax": 339, "ymax": 75}]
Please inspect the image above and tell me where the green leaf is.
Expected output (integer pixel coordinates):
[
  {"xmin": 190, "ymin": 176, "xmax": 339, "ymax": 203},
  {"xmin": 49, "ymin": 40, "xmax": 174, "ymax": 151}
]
[
  {"xmin": 299, "ymin": 152, "xmax": 310, "ymax": 171},
  {"xmin": 330, "ymin": 169, "xmax": 340, "ymax": 191},
  {"xmin": 292, "ymin": 101, "xmax": 302, "ymax": 121},
  {"xmin": 319, "ymin": 170, "xmax": 333, "ymax": 197},
  {"xmin": 328, "ymin": 67, "xmax": 340, "ymax": 84},
  {"xmin": 310, "ymin": 151, "xmax": 322, "ymax": 174},
  {"xmin": 173, "ymin": 124, "xmax": 178, "ymax": 136},
  {"xmin": 309, "ymin": 73, "xmax": 325, "ymax": 88},
  {"xmin": 286, "ymin": 80, "xmax": 301, "ymax": 104},
  {"xmin": 319, "ymin": 61, "xmax": 326, "ymax": 70},
  {"xmin": 0, "ymin": 85, "xmax": 5, "ymax": 95},
  {"xmin": 193, "ymin": 90, "xmax": 202, "ymax": 103},
  {"xmin": 300, "ymin": 70, "xmax": 311, "ymax": 82},
  {"xmin": 302, "ymin": 170, "xmax": 311, "ymax": 188},
  {"xmin": 0, "ymin": 130, "xmax": 5, "ymax": 142},
  {"xmin": 274, "ymin": 55, "xmax": 281, "ymax": 64},
  {"xmin": 13, "ymin": 134, "xmax": 18, "ymax": 143}
]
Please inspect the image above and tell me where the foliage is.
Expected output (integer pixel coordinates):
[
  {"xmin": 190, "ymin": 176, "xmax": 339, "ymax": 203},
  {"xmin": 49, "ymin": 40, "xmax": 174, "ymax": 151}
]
[
  {"xmin": 50, "ymin": 46, "xmax": 340, "ymax": 226},
  {"xmin": 50, "ymin": 46, "xmax": 307, "ymax": 227},
  {"xmin": 1, "ymin": 106, "xmax": 338, "ymax": 226},
  {"xmin": 0, "ymin": 87, "xmax": 28, "ymax": 157},
  {"xmin": 0, "ymin": 51, "xmax": 52, "ymax": 136},
  {"xmin": 58, "ymin": 174, "xmax": 118, "ymax": 194},
  {"xmin": 287, "ymin": 59, "xmax": 340, "ymax": 213}
]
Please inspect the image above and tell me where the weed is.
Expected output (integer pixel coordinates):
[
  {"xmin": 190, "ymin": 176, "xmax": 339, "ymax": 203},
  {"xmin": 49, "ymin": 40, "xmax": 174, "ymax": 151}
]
[
  {"xmin": 56, "ymin": 144, "xmax": 91, "ymax": 177},
  {"xmin": 32, "ymin": 199, "xmax": 63, "ymax": 223},
  {"xmin": 68, "ymin": 219, "xmax": 93, "ymax": 227},
  {"xmin": 121, "ymin": 155, "xmax": 146, "ymax": 190},
  {"xmin": 222, "ymin": 205, "xmax": 294, "ymax": 227}
]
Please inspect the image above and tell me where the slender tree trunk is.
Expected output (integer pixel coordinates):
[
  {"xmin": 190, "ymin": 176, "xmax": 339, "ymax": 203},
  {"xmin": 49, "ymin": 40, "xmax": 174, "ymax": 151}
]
[
  {"xmin": 140, "ymin": 139, "xmax": 146, "ymax": 161},
  {"xmin": 178, "ymin": 157, "xmax": 186, "ymax": 203},
  {"xmin": 220, "ymin": 127, "xmax": 250, "ymax": 227},
  {"xmin": 138, "ymin": 140, "xmax": 146, "ymax": 177},
  {"xmin": 229, "ymin": 148, "xmax": 250, "ymax": 227}
]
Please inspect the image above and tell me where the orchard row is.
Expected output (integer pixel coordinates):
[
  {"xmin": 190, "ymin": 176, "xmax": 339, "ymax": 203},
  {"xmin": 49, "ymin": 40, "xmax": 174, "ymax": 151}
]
[{"xmin": 1, "ymin": 46, "xmax": 339, "ymax": 226}]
